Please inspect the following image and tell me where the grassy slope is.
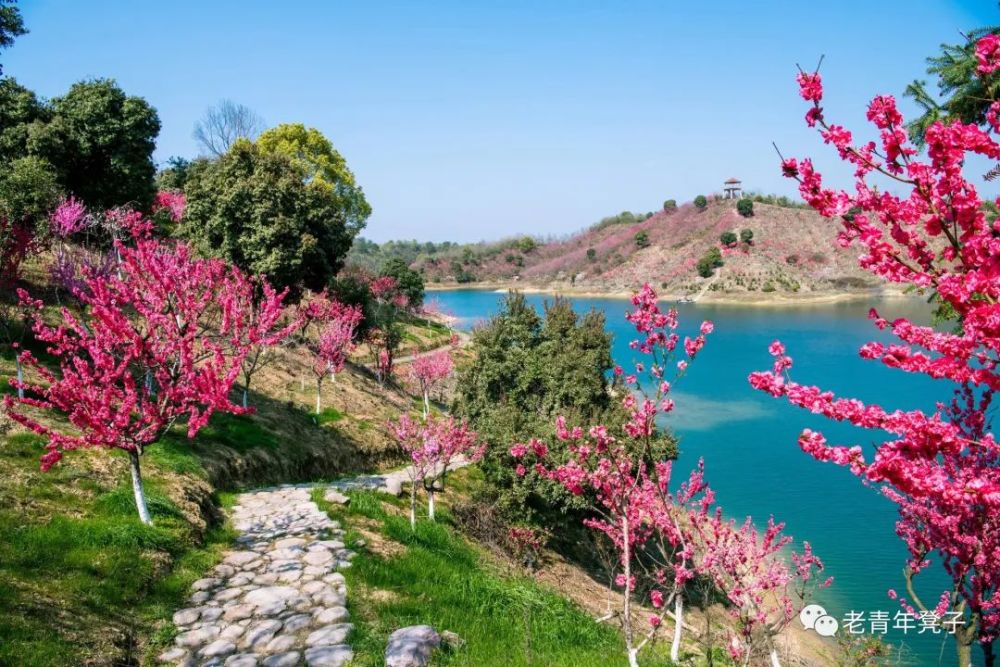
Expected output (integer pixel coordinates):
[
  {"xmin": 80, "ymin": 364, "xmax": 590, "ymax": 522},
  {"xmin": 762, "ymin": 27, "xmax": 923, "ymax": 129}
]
[
  {"xmin": 312, "ymin": 473, "xmax": 670, "ymax": 667},
  {"xmin": 0, "ymin": 312, "xmax": 451, "ymax": 667}
]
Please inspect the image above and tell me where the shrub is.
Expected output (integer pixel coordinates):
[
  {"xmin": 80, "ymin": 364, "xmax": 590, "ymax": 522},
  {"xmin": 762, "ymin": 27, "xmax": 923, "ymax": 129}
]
[
  {"xmin": 719, "ymin": 231, "xmax": 738, "ymax": 247},
  {"xmin": 663, "ymin": 199, "xmax": 677, "ymax": 212},
  {"xmin": 740, "ymin": 228, "xmax": 754, "ymax": 244},
  {"xmin": 586, "ymin": 247, "xmax": 596, "ymax": 261},
  {"xmin": 785, "ymin": 254, "xmax": 800, "ymax": 265},
  {"xmin": 517, "ymin": 237, "xmax": 537, "ymax": 254},
  {"xmin": 696, "ymin": 247, "xmax": 723, "ymax": 278},
  {"xmin": 694, "ymin": 195, "xmax": 708, "ymax": 210},
  {"xmin": 634, "ymin": 231, "xmax": 650, "ymax": 249},
  {"xmin": 736, "ymin": 198, "xmax": 754, "ymax": 217}
]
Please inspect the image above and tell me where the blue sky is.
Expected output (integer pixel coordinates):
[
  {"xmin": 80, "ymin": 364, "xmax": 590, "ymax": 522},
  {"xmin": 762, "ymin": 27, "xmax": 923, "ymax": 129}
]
[{"xmin": 5, "ymin": 1, "xmax": 996, "ymax": 242}]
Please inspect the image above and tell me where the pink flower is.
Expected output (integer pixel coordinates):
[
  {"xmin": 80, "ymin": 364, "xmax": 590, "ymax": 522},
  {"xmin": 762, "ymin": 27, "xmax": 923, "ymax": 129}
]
[{"xmin": 976, "ymin": 34, "xmax": 1000, "ymax": 74}]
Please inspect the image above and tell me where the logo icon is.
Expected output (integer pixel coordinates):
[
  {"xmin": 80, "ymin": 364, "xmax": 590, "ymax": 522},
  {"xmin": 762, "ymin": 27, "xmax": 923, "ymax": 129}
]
[{"xmin": 800, "ymin": 603, "xmax": 839, "ymax": 637}]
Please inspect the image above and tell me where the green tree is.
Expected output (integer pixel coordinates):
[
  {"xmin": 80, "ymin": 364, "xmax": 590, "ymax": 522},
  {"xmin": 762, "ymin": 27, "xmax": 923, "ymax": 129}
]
[
  {"xmin": 0, "ymin": 78, "xmax": 47, "ymax": 165},
  {"xmin": 634, "ymin": 230, "xmax": 650, "ymax": 248},
  {"xmin": 740, "ymin": 228, "xmax": 754, "ymax": 244},
  {"xmin": 454, "ymin": 294, "xmax": 630, "ymax": 520},
  {"xmin": 905, "ymin": 26, "xmax": 1000, "ymax": 145},
  {"xmin": 618, "ymin": 211, "xmax": 637, "ymax": 225},
  {"xmin": 0, "ymin": 0, "xmax": 26, "ymax": 76},
  {"xmin": 696, "ymin": 246, "xmax": 723, "ymax": 277},
  {"xmin": 182, "ymin": 139, "xmax": 352, "ymax": 297},
  {"xmin": 736, "ymin": 198, "xmax": 754, "ymax": 217},
  {"xmin": 516, "ymin": 236, "xmax": 537, "ymax": 253},
  {"xmin": 720, "ymin": 231, "xmax": 738, "ymax": 246},
  {"xmin": 29, "ymin": 79, "xmax": 160, "ymax": 210},
  {"xmin": 0, "ymin": 156, "xmax": 60, "ymax": 224},
  {"xmin": 257, "ymin": 123, "xmax": 371, "ymax": 237},
  {"xmin": 380, "ymin": 257, "xmax": 424, "ymax": 308},
  {"xmin": 586, "ymin": 247, "xmax": 596, "ymax": 261},
  {"xmin": 663, "ymin": 199, "xmax": 677, "ymax": 212},
  {"xmin": 155, "ymin": 156, "xmax": 198, "ymax": 191},
  {"xmin": 694, "ymin": 194, "xmax": 708, "ymax": 210}
]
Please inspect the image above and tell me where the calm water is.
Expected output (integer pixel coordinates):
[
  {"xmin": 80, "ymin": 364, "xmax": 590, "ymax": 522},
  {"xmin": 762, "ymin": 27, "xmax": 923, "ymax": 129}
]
[{"xmin": 431, "ymin": 288, "xmax": 966, "ymax": 666}]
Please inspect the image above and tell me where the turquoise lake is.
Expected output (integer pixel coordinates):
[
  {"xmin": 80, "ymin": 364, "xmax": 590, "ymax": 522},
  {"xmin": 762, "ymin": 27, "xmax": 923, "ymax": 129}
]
[{"xmin": 429, "ymin": 288, "xmax": 967, "ymax": 666}]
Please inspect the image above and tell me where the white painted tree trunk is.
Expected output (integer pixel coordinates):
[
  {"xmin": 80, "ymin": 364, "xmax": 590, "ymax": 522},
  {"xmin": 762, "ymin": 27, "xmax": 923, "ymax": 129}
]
[
  {"xmin": 15, "ymin": 357, "xmax": 24, "ymax": 399},
  {"xmin": 627, "ymin": 648, "xmax": 639, "ymax": 667},
  {"xmin": 315, "ymin": 379, "xmax": 322, "ymax": 415},
  {"xmin": 671, "ymin": 595, "xmax": 683, "ymax": 662},
  {"xmin": 129, "ymin": 450, "xmax": 152, "ymax": 525},
  {"xmin": 243, "ymin": 386, "xmax": 249, "ymax": 409},
  {"xmin": 330, "ymin": 370, "xmax": 336, "ymax": 384},
  {"xmin": 422, "ymin": 389, "xmax": 430, "ymax": 421},
  {"xmin": 409, "ymin": 483, "xmax": 417, "ymax": 529},
  {"xmin": 769, "ymin": 648, "xmax": 782, "ymax": 667},
  {"xmin": 427, "ymin": 488, "xmax": 436, "ymax": 520}
]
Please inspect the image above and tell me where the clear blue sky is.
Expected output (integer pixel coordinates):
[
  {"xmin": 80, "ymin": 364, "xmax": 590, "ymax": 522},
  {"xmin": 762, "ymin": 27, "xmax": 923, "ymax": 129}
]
[{"xmin": 5, "ymin": 1, "xmax": 996, "ymax": 242}]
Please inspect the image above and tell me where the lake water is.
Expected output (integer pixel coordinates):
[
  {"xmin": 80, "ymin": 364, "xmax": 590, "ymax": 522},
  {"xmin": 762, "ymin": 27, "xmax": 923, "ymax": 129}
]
[{"xmin": 430, "ymin": 288, "xmax": 966, "ymax": 666}]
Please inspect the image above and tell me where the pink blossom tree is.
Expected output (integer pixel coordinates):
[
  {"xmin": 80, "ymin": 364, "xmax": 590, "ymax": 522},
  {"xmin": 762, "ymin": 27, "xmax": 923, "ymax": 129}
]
[
  {"xmin": 309, "ymin": 305, "xmax": 362, "ymax": 414},
  {"xmin": 751, "ymin": 43, "xmax": 1000, "ymax": 666},
  {"xmin": 388, "ymin": 413, "xmax": 484, "ymax": 527},
  {"xmin": 4, "ymin": 233, "xmax": 293, "ymax": 525},
  {"xmin": 49, "ymin": 196, "xmax": 90, "ymax": 238},
  {"xmin": 409, "ymin": 348, "xmax": 454, "ymax": 419},
  {"xmin": 695, "ymin": 512, "xmax": 828, "ymax": 666},
  {"xmin": 152, "ymin": 190, "xmax": 186, "ymax": 222}
]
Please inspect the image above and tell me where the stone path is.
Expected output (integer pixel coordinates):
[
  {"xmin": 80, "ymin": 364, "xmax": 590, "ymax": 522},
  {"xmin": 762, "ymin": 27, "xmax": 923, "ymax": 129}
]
[
  {"xmin": 326, "ymin": 455, "xmax": 471, "ymax": 497},
  {"xmin": 158, "ymin": 486, "xmax": 356, "ymax": 667}
]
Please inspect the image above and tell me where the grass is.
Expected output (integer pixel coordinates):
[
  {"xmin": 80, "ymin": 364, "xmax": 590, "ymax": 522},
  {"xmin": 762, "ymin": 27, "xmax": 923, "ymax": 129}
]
[
  {"xmin": 0, "ymin": 430, "xmax": 236, "ymax": 667},
  {"xmin": 312, "ymin": 486, "xmax": 637, "ymax": 667}
]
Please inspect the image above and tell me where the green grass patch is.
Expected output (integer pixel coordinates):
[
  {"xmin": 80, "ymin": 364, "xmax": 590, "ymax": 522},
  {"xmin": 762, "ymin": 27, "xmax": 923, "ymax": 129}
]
[
  {"xmin": 313, "ymin": 488, "xmax": 630, "ymax": 666},
  {"xmin": 316, "ymin": 407, "xmax": 346, "ymax": 425}
]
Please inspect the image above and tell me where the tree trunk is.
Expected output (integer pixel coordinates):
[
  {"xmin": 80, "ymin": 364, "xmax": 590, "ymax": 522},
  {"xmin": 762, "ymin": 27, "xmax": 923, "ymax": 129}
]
[
  {"xmin": 671, "ymin": 595, "xmax": 683, "ymax": 662},
  {"xmin": 958, "ymin": 641, "xmax": 972, "ymax": 667},
  {"xmin": 129, "ymin": 450, "xmax": 152, "ymax": 525},
  {"xmin": 410, "ymin": 483, "xmax": 417, "ymax": 530},
  {"xmin": 769, "ymin": 648, "xmax": 781, "ymax": 667},
  {"xmin": 982, "ymin": 640, "xmax": 996, "ymax": 667},
  {"xmin": 622, "ymin": 516, "xmax": 634, "ymax": 661},
  {"xmin": 242, "ymin": 386, "xmax": 249, "ymax": 409},
  {"xmin": 330, "ymin": 370, "xmax": 336, "ymax": 384},
  {"xmin": 422, "ymin": 389, "xmax": 430, "ymax": 421},
  {"xmin": 315, "ymin": 379, "xmax": 322, "ymax": 415},
  {"xmin": 15, "ymin": 356, "xmax": 23, "ymax": 399},
  {"xmin": 427, "ymin": 488, "xmax": 435, "ymax": 521}
]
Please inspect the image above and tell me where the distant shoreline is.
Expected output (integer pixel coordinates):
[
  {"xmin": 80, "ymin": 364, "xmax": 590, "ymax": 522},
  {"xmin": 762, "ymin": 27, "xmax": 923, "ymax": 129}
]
[{"xmin": 426, "ymin": 281, "xmax": 916, "ymax": 307}]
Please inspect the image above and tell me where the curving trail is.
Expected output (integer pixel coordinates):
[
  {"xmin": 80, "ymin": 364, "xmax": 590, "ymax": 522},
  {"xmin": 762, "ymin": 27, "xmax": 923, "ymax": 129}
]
[{"xmin": 157, "ymin": 486, "xmax": 356, "ymax": 667}]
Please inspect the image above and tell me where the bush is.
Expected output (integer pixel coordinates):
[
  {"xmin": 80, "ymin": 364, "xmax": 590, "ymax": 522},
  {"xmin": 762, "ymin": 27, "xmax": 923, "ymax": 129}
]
[
  {"xmin": 694, "ymin": 195, "xmax": 708, "ymax": 210},
  {"xmin": 740, "ymin": 228, "xmax": 754, "ymax": 244},
  {"xmin": 517, "ymin": 237, "xmax": 537, "ymax": 254},
  {"xmin": 586, "ymin": 247, "xmax": 596, "ymax": 261},
  {"xmin": 380, "ymin": 257, "xmax": 424, "ymax": 308},
  {"xmin": 634, "ymin": 231, "xmax": 650, "ymax": 249},
  {"xmin": 786, "ymin": 254, "xmax": 800, "ymax": 265},
  {"xmin": 696, "ymin": 246, "xmax": 724, "ymax": 277},
  {"xmin": 663, "ymin": 199, "xmax": 677, "ymax": 212},
  {"xmin": 736, "ymin": 198, "xmax": 754, "ymax": 217},
  {"xmin": 719, "ymin": 231, "xmax": 738, "ymax": 247},
  {"xmin": 618, "ymin": 211, "xmax": 636, "ymax": 225}
]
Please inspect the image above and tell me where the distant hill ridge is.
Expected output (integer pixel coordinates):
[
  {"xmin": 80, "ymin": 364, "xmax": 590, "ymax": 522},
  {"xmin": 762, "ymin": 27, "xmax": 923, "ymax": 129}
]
[{"xmin": 406, "ymin": 198, "xmax": 881, "ymax": 298}]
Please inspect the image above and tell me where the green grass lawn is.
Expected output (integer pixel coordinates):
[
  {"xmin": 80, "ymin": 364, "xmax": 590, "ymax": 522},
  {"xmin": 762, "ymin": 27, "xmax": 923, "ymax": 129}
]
[
  {"xmin": 313, "ymin": 486, "xmax": 670, "ymax": 667},
  {"xmin": 0, "ymin": 432, "xmax": 236, "ymax": 667}
]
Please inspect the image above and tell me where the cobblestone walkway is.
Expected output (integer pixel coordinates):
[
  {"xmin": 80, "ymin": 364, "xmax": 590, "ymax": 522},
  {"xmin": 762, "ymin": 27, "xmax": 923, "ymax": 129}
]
[{"xmin": 157, "ymin": 486, "xmax": 355, "ymax": 667}]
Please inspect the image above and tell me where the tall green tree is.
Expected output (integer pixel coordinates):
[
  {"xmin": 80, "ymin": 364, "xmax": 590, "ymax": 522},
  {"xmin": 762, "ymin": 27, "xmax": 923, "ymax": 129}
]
[
  {"xmin": 182, "ymin": 139, "xmax": 353, "ymax": 297},
  {"xmin": 257, "ymin": 123, "xmax": 371, "ymax": 237},
  {"xmin": 905, "ymin": 25, "xmax": 1000, "ymax": 145},
  {"xmin": 453, "ymin": 293, "xmax": 631, "ymax": 519},
  {"xmin": 0, "ymin": 0, "xmax": 26, "ymax": 76},
  {"xmin": 29, "ymin": 79, "xmax": 160, "ymax": 209}
]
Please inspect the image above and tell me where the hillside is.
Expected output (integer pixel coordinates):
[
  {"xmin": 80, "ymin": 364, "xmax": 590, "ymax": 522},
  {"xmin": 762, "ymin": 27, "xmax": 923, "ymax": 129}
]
[{"xmin": 415, "ymin": 198, "xmax": 885, "ymax": 301}]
